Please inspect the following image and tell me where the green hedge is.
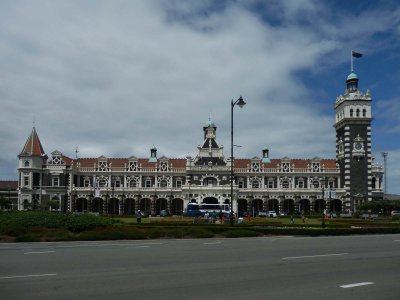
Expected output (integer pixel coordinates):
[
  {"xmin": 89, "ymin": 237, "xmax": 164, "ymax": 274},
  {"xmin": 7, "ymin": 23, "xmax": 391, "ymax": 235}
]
[{"xmin": 0, "ymin": 211, "xmax": 114, "ymax": 233}]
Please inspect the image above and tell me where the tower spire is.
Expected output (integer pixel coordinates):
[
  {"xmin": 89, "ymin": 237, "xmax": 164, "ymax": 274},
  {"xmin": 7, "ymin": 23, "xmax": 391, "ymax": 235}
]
[{"xmin": 19, "ymin": 127, "xmax": 46, "ymax": 157}]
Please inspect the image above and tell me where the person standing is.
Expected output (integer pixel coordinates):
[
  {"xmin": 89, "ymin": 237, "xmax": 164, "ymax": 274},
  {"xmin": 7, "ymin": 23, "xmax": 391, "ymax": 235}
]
[{"xmin": 136, "ymin": 210, "xmax": 142, "ymax": 223}]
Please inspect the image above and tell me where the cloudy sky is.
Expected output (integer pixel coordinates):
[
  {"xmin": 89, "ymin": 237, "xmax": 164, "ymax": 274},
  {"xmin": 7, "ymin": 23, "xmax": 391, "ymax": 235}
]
[{"xmin": 0, "ymin": 0, "xmax": 399, "ymax": 194}]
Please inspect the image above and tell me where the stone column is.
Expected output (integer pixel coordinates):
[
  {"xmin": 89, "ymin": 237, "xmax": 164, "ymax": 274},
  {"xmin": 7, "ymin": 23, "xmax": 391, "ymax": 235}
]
[
  {"xmin": 119, "ymin": 196, "xmax": 124, "ymax": 215},
  {"xmin": 151, "ymin": 195, "xmax": 157, "ymax": 216},
  {"xmin": 135, "ymin": 195, "xmax": 141, "ymax": 212},
  {"xmin": 103, "ymin": 196, "xmax": 108, "ymax": 214}
]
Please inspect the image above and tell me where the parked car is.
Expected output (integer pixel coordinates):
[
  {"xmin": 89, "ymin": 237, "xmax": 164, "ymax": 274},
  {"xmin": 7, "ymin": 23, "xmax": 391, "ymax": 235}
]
[
  {"xmin": 391, "ymin": 210, "xmax": 400, "ymax": 216},
  {"xmin": 268, "ymin": 211, "xmax": 277, "ymax": 218},
  {"xmin": 160, "ymin": 210, "xmax": 169, "ymax": 217},
  {"xmin": 258, "ymin": 211, "xmax": 267, "ymax": 217}
]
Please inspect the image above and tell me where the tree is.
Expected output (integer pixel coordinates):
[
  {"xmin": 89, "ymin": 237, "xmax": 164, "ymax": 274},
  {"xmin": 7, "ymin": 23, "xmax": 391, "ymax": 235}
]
[{"xmin": 0, "ymin": 196, "xmax": 11, "ymax": 210}]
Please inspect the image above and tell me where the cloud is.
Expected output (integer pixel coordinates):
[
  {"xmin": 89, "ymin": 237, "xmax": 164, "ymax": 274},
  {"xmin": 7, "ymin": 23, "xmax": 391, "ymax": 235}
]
[{"xmin": 0, "ymin": 0, "xmax": 399, "ymax": 194}]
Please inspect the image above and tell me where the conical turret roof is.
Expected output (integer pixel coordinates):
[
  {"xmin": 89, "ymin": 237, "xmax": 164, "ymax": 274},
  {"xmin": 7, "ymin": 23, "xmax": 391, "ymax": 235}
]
[{"xmin": 19, "ymin": 127, "xmax": 46, "ymax": 157}]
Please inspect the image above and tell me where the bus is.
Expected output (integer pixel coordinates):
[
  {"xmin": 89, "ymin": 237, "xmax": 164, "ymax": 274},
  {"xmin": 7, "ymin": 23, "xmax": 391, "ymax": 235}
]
[{"xmin": 186, "ymin": 203, "xmax": 231, "ymax": 217}]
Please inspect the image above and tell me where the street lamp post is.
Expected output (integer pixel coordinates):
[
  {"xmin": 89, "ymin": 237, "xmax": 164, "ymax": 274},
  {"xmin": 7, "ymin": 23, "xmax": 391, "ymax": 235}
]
[
  {"xmin": 7, "ymin": 185, "xmax": 11, "ymax": 211},
  {"xmin": 230, "ymin": 96, "xmax": 246, "ymax": 225},
  {"xmin": 321, "ymin": 178, "xmax": 326, "ymax": 228}
]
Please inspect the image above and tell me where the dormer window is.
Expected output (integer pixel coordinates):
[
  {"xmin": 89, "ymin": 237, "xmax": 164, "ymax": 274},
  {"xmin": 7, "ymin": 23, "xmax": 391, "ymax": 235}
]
[
  {"xmin": 251, "ymin": 162, "xmax": 260, "ymax": 172},
  {"xmin": 128, "ymin": 161, "xmax": 137, "ymax": 172},
  {"xmin": 98, "ymin": 161, "xmax": 108, "ymax": 172},
  {"xmin": 282, "ymin": 162, "xmax": 290, "ymax": 172},
  {"xmin": 312, "ymin": 162, "xmax": 320, "ymax": 172},
  {"xmin": 160, "ymin": 162, "xmax": 168, "ymax": 172},
  {"xmin": 24, "ymin": 160, "xmax": 30, "ymax": 167}
]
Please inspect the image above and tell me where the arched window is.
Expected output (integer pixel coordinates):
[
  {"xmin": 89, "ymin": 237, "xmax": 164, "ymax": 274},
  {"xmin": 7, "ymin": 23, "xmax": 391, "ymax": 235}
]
[
  {"xmin": 252, "ymin": 181, "xmax": 260, "ymax": 188},
  {"xmin": 350, "ymin": 109, "xmax": 354, "ymax": 117},
  {"xmin": 282, "ymin": 181, "xmax": 289, "ymax": 189},
  {"xmin": 129, "ymin": 180, "xmax": 137, "ymax": 188},
  {"xmin": 160, "ymin": 180, "xmax": 168, "ymax": 188},
  {"xmin": 356, "ymin": 109, "xmax": 360, "ymax": 117},
  {"xmin": 362, "ymin": 109, "xmax": 366, "ymax": 117},
  {"xmin": 204, "ymin": 177, "xmax": 217, "ymax": 186}
]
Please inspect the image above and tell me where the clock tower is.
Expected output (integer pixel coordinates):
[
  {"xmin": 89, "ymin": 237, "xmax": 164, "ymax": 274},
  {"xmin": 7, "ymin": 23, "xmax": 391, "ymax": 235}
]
[{"xmin": 334, "ymin": 71, "xmax": 372, "ymax": 212}]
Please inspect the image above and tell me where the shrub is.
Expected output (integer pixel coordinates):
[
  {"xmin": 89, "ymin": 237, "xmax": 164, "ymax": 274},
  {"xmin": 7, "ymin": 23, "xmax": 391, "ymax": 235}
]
[{"xmin": 222, "ymin": 229, "xmax": 261, "ymax": 238}]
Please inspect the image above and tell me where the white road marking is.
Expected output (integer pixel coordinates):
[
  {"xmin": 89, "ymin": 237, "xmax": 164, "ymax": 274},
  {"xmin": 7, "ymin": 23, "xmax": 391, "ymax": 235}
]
[
  {"xmin": 0, "ymin": 273, "xmax": 57, "ymax": 280},
  {"xmin": 24, "ymin": 251, "xmax": 55, "ymax": 255},
  {"xmin": 340, "ymin": 282, "xmax": 374, "ymax": 288},
  {"xmin": 203, "ymin": 241, "xmax": 222, "ymax": 245},
  {"xmin": 282, "ymin": 253, "xmax": 349, "ymax": 260},
  {"xmin": 394, "ymin": 240, "xmax": 400, "ymax": 242}
]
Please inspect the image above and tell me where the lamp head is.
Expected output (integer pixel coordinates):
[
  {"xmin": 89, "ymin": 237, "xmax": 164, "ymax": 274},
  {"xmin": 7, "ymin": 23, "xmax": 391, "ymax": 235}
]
[{"xmin": 237, "ymin": 96, "xmax": 246, "ymax": 108}]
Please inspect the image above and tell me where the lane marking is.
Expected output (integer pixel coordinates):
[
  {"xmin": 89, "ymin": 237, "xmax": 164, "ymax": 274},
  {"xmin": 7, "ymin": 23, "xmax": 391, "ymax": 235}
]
[
  {"xmin": 203, "ymin": 241, "xmax": 222, "ymax": 245},
  {"xmin": 394, "ymin": 240, "xmax": 400, "ymax": 242},
  {"xmin": 24, "ymin": 251, "xmax": 55, "ymax": 255},
  {"xmin": 0, "ymin": 273, "xmax": 57, "ymax": 280},
  {"xmin": 282, "ymin": 253, "xmax": 349, "ymax": 260},
  {"xmin": 340, "ymin": 282, "xmax": 374, "ymax": 288}
]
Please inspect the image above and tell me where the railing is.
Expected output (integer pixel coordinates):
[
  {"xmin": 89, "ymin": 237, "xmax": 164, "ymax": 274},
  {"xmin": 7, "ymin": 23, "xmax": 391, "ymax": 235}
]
[{"xmin": 74, "ymin": 167, "xmax": 187, "ymax": 173}]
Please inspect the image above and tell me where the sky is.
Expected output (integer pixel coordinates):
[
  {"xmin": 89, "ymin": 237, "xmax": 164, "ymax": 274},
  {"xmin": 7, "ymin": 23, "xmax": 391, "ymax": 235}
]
[{"xmin": 0, "ymin": 0, "xmax": 399, "ymax": 194}]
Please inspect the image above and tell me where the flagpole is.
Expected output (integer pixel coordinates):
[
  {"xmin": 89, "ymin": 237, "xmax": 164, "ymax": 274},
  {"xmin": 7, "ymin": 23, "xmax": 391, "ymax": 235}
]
[{"xmin": 351, "ymin": 49, "xmax": 353, "ymax": 72}]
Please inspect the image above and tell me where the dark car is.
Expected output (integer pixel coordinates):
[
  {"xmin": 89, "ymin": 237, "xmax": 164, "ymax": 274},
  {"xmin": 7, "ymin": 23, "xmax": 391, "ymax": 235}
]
[{"xmin": 160, "ymin": 210, "xmax": 169, "ymax": 217}]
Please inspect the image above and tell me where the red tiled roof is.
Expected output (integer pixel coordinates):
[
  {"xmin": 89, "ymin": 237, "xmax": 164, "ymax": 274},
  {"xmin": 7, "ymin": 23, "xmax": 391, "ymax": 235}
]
[
  {"xmin": 0, "ymin": 181, "xmax": 18, "ymax": 190},
  {"xmin": 236, "ymin": 158, "xmax": 337, "ymax": 170},
  {"xmin": 19, "ymin": 127, "xmax": 46, "ymax": 157},
  {"xmin": 169, "ymin": 159, "xmax": 186, "ymax": 168}
]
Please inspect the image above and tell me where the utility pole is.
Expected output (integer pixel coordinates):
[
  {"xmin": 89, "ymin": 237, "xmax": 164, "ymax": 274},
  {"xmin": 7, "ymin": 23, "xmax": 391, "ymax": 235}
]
[{"xmin": 381, "ymin": 152, "xmax": 388, "ymax": 195}]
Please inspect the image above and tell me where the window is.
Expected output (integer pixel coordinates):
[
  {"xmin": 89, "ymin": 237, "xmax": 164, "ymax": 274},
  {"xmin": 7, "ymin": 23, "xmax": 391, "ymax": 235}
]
[
  {"xmin": 312, "ymin": 163, "xmax": 320, "ymax": 172},
  {"xmin": 362, "ymin": 109, "xmax": 366, "ymax": 117},
  {"xmin": 84, "ymin": 179, "xmax": 91, "ymax": 187},
  {"xmin": 268, "ymin": 180, "xmax": 274, "ymax": 189},
  {"xmin": 98, "ymin": 161, "xmax": 108, "ymax": 171},
  {"xmin": 313, "ymin": 181, "xmax": 320, "ymax": 188},
  {"xmin": 298, "ymin": 181, "xmax": 304, "ymax": 188},
  {"xmin": 129, "ymin": 180, "xmax": 137, "ymax": 188},
  {"xmin": 24, "ymin": 174, "xmax": 29, "ymax": 187},
  {"xmin": 53, "ymin": 177, "xmax": 59, "ymax": 187},
  {"xmin": 282, "ymin": 181, "xmax": 289, "ymax": 189},
  {"xmin": 251, "ymin": 162, "xmax": 260, "ymax": 172},
  {"xmin": 160, "ymin": 162, "xmax": 168, "ymax": 172},
  {"xmin": 145, "ymin": 180, "xmax": 152, "ymax": 188},
  {"xmin": 282, "ymin": 163, "xmax": 290, "ymax": 172},
  {"xmin": 160, "ymin": 180, "xmax": 168, "ymax": 188},
  {"xmin": 128, "ymin": 161, "xmax": 137, "ymax": 171},
  {"xmin": 350, "ymin": 109, "xmax": 354, "ymax": 117},
  {"xmin": 204, "ymin": 177, "xmax": 217, "ymax": 186},
  {"xmin": 176, "ymin": 180, "xmax": 182, "ymax": 188},
  {"xmin": 98, "ymin": 179, "xmax": 107, "ymax": 187},
  {"xmin": 356, "ymin": 109, "xmax": 360, "ymax": 117},
  {"xmin": 238, "ymin": 180, "xmax": 244, "ymax": 188},
  {"xmin": 24, "ymin": 161, "xmax": 30, "ymax": 167},
  {"xmin": 252, "ymin": 181, "xmax": 260, "ymax": 188}
]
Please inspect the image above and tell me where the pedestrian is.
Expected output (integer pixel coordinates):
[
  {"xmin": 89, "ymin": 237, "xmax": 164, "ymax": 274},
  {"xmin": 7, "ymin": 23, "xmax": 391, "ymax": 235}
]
[
  {"xmin": 290, "ymin": 215, "xmax": 294, "ymax": 224},
  {"xmin": 136, "ymin": 210, "xmax": 142, "ymax": 223},
  {"xmin": 219, "ymin": 210, "xmax": 223, "ymax": 223}
]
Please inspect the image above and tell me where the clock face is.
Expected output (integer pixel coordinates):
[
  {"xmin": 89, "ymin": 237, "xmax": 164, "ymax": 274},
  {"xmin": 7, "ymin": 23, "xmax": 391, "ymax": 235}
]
[{"xmin": 355, "ymin": 142, "xmax": 362, "ymax": 150}]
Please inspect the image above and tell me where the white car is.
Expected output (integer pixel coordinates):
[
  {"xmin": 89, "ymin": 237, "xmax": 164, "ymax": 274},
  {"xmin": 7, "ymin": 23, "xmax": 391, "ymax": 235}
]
[
  {"xmin": 391, "ymin": 211, "xmax": 400, "ymax": 216},
  {"xmin": 268, "ymin": 211, "xmax": 277, "ymax": 218}
]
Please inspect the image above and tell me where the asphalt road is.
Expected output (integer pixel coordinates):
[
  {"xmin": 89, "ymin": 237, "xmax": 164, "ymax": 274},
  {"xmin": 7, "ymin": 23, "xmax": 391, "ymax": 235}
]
[{"xmin": 1, "ymin": 234, "xmax": 399, "ymax": 300}]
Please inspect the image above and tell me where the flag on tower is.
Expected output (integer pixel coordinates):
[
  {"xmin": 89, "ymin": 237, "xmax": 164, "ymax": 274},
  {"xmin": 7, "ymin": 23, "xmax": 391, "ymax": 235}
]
[{"xmin": 352, "ymin": 51, "xmax": 363, "ymax": 58}]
